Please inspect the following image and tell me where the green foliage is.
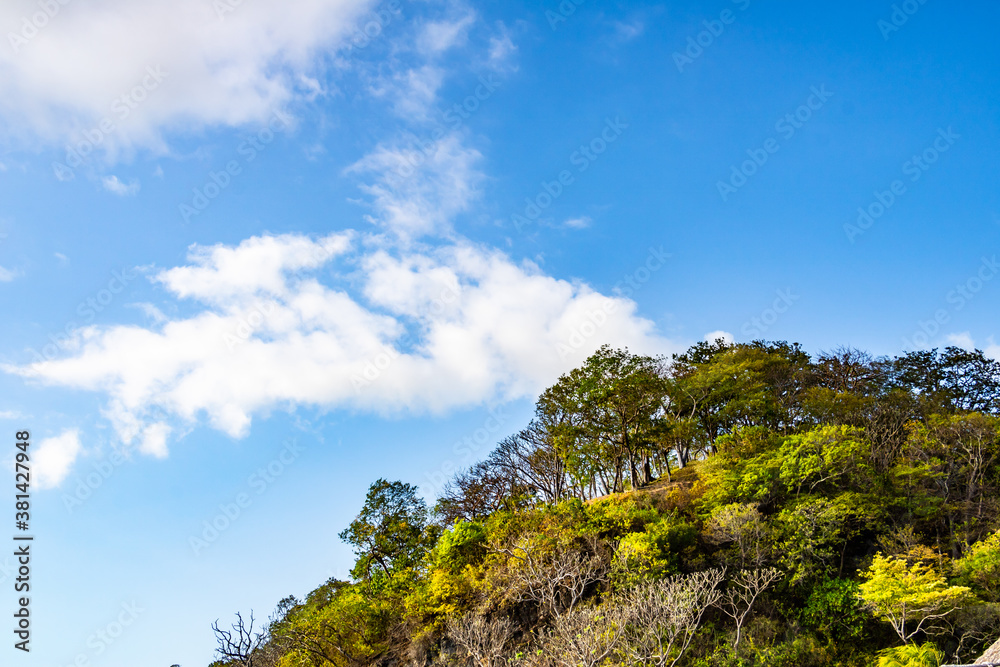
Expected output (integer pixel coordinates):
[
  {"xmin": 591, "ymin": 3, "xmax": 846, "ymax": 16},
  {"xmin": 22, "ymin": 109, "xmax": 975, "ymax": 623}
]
[
  {"xmin": 778, "ymin": 425, "xmax": 869, "ymax": 496},
  {"xmin": 611, "ymin": 514, "xmax": 697, "ymax": 587},
  {"xmin": 338, "ymin": 478, "xmax": 433, "ymax": 582},
  {"xmin": 584, "ymin": 493, "xmax": 660, "ymax": 537},
  {"xmin": 775, "ymin": 493, "xmax": 882, "ymax": 585},
  {"xmin": 800, "ymin": 578, "xmax": 867, "ymax": 643},
  {"xmin": 431, "ymin": 520, "xmax": 487, "ymax": 573},
  {"xmin": 954, "ymin": 529, "xmax": 1000, "ymax": 602},
  {"xmin": 874, "ymin": 643, "xmax": 944, "ymax": 667},
  {"xmin": 275, "ymin": 582, "xmax": 400, "ymax": 667},
  {"xmin": 700, "ymin": 427, "xmax": 783, "ymax": 507}
]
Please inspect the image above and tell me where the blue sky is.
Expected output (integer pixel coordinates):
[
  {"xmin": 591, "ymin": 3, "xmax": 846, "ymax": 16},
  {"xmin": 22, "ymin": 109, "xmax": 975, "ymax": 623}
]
[{"xmin": 0, "ymin": 0, "xmax": 998, "ymax": 664}]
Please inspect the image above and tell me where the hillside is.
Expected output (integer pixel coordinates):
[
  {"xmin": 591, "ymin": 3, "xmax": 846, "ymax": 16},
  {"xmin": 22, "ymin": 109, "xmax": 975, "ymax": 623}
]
[{"xmin": 209, "ymin": 341, "xmax": 1000, "ymax": 667}]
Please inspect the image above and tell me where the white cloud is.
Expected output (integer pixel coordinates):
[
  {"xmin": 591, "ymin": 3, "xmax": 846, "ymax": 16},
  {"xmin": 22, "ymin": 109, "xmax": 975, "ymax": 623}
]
[
  {"xmin": 347, "ymin": 133, "xmax": 483, "ymax": 239},
  {"xmin": 564, "ymin": 217, "xmax": 591, "ymax": 229},
  {"xmin": 139, "ymin": 422, "xmax": 171, "ymax": 459},
  {"xmin": 705, "ymin": 330, "xmax": 735, "ymax": 345},
  {"xmin": 379, "ymin": 65, "xmax": 446, "ymax": 119},
  {"xmin": 102, "ymin": 175, "xmax": 140, "ymax": 196},
  {"xmin": 946, "ymin": 332, "xmax": 1000, "ymax": 360},
  {"xmin": 156, "ymin": 232, "xmax": 354, "ymax": 305},
  {"xmin": 612, "ymin": 20, "xmax": 645, "ymax": 42},
  {"xmin": 129, "ymin": 302, "xmax": 169, "ymax": 324},
  {"xmin": 0, "ymin": 266, "xmax": 16, "ymax": 282},
  {"xmin": 0, "ymin": 410, "xmax": 24, "ymax": 420},
  {"xmin": 417, "ymin": 14, "xmax": 476, "ymax": 55},
  {"xmin": 0, "ymin": 0, "xmax": 376, "ymax": 154},
  {"xmin": 487, "ymin": 30, "xmax": 518, "ymax": 72},
  {"xmin": 945, "ymin": 331, "xmax": 976, "ymax": 350},
  {"xmin": 34, "ymin": 429, "xmax": 82, "ymax": 489},
  {"xmin": 7, "ymin": 232, "xmax": 675, "ymax": 455}
]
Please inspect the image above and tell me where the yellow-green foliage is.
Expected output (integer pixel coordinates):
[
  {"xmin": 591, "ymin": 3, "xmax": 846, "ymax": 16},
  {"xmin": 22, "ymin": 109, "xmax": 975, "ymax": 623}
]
[
  {"xmin": 778, "ymin": 425, "xmax": 868, "ymax": 496},
  {"xmin": 276, "ymin": 583, "xmax": 397, "ymax": 667},
  {"xmin": 701, "ymin": 426, "xmax": 784, "ymax": 507},
  {"xmin": 874, "ymin": 643, "xmax": 943, "ymax": 667},
  {"xmin": 406, "ymin": 563, "xmax": 482, "ymax": 624},
  {"xmin": 954, "ymin": 529, "xmax": 1000, "ymax": 601},
  {"xmin": 858, "ymin": 553, "xmax": 976, "ymax": 643},
  {"xmin": 406, "ymin": 521, "xmax": 488, "ymax": 623},
  {"xmin": 611, "ymin": 515, "xmax": 696, "ymax": 586},
  {"xmin": 432, "ymin": 520, "xmax": 487, "ymax": 573},
  {"xmin": 584, "ymin": 493, "xmax": 661, "ymax": 536}
]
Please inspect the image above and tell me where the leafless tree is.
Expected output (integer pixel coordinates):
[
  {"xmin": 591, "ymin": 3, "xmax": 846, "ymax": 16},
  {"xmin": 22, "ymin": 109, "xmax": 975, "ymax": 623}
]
[
  {"xmin": 491, "ymin": 422, "xmax": 569, "ymax": 504},
  {"xmin": 865, "ymin": 392, "xmax": 915, "ymax": 472},
  {"xmin": 618, "ymin": 569, "xmax": 726, "ymax": 667},
  {"xmin": 814, "ymin": 348, "xmax": 884, "ymax": 395},
  {"xmin": 212, "ymin": 612, "xmax": 267, "ymax": 667},
  {"xmin": 437, "ymin": 460, "xmax": 520, "ymax": 526},
  {"xmin": 951, "ymin": 603, "xmax": 1000, "ymax": 665},
  {"xmin": 545, "ymin": 604, "xmax": 626, "ymax": 667},
  {"xmin": 502, "ymin": 539, "xmax": 608, "ymax": 618},
  {"xmin": 716, "ymin": 568, "xmax": 783, "ymax": 651},
  {"xmin": 448, "ymin": 612, "xmax": 514, "ymax": 667}
]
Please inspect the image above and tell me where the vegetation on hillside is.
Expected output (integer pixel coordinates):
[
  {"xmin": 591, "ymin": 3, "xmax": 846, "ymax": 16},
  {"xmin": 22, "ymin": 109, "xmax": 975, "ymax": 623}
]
[{"xmin": 208, "ymin": 341, "xmax": 1000, "ymax": 667}]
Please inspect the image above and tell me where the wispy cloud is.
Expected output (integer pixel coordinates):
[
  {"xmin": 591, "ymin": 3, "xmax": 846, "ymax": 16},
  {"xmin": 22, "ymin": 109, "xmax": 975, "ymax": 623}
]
[
  {"xmin": 377, "ymin": 65, "xmax": 447, "ymax": 119},
  {"xmin": 417, "ymin": 14, "xmax": 476, "ymax": 55},
  {"xmin": 102, "ymin": 175, "xmax": 140, "ymax": 196},
  {"xmin": 612, "ymin": 20, "xmax": 645, "ymax": 43},
  {"xmin": 347, "ymin": 133, "xmax": 484, "ymax": 239},
  {"xmin": 945, "ymin": 331, "xmax": 976, "ymax": 350},
  {"xmin": 487, "ymin": 28, "xmax": 519, "ymax": 72}
]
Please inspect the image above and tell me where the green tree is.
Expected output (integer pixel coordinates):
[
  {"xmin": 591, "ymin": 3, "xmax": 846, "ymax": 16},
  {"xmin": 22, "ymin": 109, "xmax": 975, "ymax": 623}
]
[
  {"xmin": 778, "ymin": 425, "xmax": 869, "ymax": 497},
  {"xmin": 858, "ymin": 552, "xmax": 976, "ymax": 644},
  {"xmin": 666, "ymin": 340, "xmax": 813, "ymax": 443},
  {"xmin": 275, "ymin": 582, "xmax": 400, "ymax": 667},
  {"xmin": 537, "ymin": 345, "xmax": 666, "ymax": 493},
  {"xmin": 339, "ymin": 479, "xmax": 432, "ymax": 581},
  {"xmin": 800, "ymin": 578, "xmax": 868, "ymax": 644},
  {"xmin": 890, "ymin": 347, "xmax": 1000, "ymax": 415}
]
